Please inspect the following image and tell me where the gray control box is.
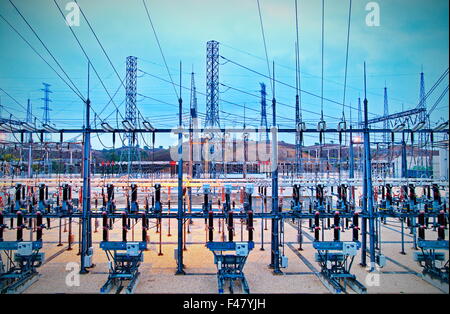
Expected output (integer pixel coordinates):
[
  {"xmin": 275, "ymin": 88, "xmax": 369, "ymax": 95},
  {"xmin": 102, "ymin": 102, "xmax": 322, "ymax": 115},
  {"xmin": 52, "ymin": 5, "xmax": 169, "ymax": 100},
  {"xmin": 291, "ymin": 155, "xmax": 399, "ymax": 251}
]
[{"xmin": 235, "ymin": 242, "xmax": 249, "ymax": 256}]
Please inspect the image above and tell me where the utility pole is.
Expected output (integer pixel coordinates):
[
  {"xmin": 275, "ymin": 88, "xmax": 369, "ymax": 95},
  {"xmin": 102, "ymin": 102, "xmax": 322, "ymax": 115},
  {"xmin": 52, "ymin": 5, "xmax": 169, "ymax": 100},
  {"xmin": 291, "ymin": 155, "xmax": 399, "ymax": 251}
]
[{"xmin": 418, "ymin": 71, "xmax": 427, "ymax": 168}]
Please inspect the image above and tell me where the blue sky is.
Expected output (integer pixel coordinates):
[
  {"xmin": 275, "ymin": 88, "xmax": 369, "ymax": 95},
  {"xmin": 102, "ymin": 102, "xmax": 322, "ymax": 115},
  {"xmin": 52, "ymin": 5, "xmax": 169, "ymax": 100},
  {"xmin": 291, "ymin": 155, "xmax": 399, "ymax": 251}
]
[{"xmin": 0, "ymin": 0, "xmax": 448, "ymax": 148}]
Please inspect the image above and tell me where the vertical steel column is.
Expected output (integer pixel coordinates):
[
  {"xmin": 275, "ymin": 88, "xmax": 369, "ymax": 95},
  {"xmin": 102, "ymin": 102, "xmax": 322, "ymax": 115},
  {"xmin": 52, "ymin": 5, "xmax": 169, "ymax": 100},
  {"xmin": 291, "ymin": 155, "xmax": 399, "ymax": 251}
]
[
  {"xmin": 80, "ymin": 96, "xmax": 91, "ymax": 274},
  {"xmin": 362, "ymin": 64, "xmax": 376, "ymax": 271},
  {"xmin": 349, "ymin": 126, "xmax": 354, "ymax": 179},
  {"xmin": 26, "ymin": 98, "xmax": 33, "ymax": 178},
  {"xmin": 349, "ymin": 126, "xmax": 355, "ymax": 209},
  {"xmin": 401, "ymin": 133, "xmax": 407, "ymax": 178},
  {"xmin": 270, "ymin": 63, "xmax": 282, "ymax": 274},
  {"xmin": 176, "ymin": 62, "xmax": 185, "ymax": 275}
]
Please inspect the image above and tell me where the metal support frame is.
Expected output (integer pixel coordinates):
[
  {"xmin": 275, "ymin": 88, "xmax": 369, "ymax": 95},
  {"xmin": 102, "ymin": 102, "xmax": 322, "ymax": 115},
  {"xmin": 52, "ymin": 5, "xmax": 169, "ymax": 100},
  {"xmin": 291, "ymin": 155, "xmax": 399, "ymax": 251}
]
[
  {"xmin": 99, "ymin": 241, "xmax": 146, "ymax": 294},
  {"xmin": 313, "ymin": 241, "xmax": 366, "ymax": 294},
  {"xmin": 0, "ymin": 241, "xmax": 44, "ymax": 294},
  {"xmin": 206, "ymin": 241, "xmax": 254, "ymax": 294},
  {"xmin": 414, "ymin": 240, "xmax": 449, "ymax": 293}
]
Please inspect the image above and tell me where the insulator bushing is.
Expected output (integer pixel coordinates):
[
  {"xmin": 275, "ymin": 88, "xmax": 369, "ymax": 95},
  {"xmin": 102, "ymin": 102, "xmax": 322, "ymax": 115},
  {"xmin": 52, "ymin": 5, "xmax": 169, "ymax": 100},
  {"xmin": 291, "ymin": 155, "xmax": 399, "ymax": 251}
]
[
  {"xmin": 293, "ymin": 184, "xmax": 300, "ymax": 204},
  {"xmin": 334, "ymin": 211, "xmax": 340, "ymax": 226},
  {"xmin": 39, "ymin": 183, "xmax": 45, "ymax": 202},
  {"xmin": 432, "ymin": 184, "xmax": 441, "ymax": 204},
  {"xmin": 155, "ymin": 184, "xmax": 161, "ymax": 208},
  {"xmin": 131, "ymin": 184, "xmax": 138, "ymax": 203},
  {"xmin": 15, "ymin": 183, "xmax": 22, "ymax": 202},
  {"xmin": 314, "ymin": 227, "xmax": 320, "ymax": 241},
  {"xmin": 102, "ymin": 212, "xmax": 109, "ymax": 242},
  {"xmin": 107, "ymin": 184, "xmax": 114, "ymax": 201},
  {"xmin": 142, "ymin": 212, "xmax": 147, "ymax": 242},
  {"xmin": 228, "ymin": 211, "xmax": 234, "ymax": 242},
  {"xmin": 352, "ymin": 212, "xmax": 359, "ymax": 241},
  {"xmin": 314, "ymin": 211, "xmax": 320, "ymax": 227},
  {"xmin": 247, "ymin": 210, "xmax": 254, "ymax": 242},
  {"xmin": 438, "ymin": 226, "xmax": 445, "ymax": 240},
  {"xmin": 386, "ymin": 184, "xmax": 392, "ymax": 203},
  {"xmin": 122, "ymin": 212, "xmax": 128, "ymax": 242},
  {"xmin": 17, "ymin": 211, "xmax": 23, "ymax": 241},
  {"xmin": 36, "ymin": 211, "xmax": 43, "ymax": 241},
  {"xmin": 0, "ymin": 212, "xmax": 4, "ymax": 241},
  {"xmin": 63, "ymin": 184, "xmax": 69, "ymax": 202},
  {"xmin": 418, "ymin": 211, "xmax": 425, "ymax": 226},
  {"xmin": 333, "ymin": 211, "xmax": 340, "ymax": 241},
  {"xmin": 208, "ymin": 211, "xmax": 214, "ymax": 242}
]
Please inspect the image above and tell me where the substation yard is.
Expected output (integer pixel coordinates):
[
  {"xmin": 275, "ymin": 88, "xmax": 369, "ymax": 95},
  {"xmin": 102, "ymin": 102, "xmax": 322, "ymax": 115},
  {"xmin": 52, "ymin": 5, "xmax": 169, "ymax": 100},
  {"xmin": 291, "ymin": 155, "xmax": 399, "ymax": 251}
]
[
  {"xmin": 1, "ymin": 195, "xmax": 447, "ymax": 294},
  {"xmin": 0, "ymin": 0, "xmax": 448, "ymax": 297}
]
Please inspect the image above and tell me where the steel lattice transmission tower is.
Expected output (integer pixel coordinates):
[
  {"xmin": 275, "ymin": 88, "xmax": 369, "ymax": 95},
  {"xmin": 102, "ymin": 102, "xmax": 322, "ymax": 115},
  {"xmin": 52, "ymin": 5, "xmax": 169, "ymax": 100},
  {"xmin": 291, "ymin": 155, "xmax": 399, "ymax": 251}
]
[
  {"xmin": 259, "ymin": 83, "xmax": 269, "ymax": 170},
  {"xmin": 205, "ymin": 41, "xmax": 220, "ymax": 129},
  {"xmin": 125, "ymin": 56, "xmax": 138, "ymax": 135},
  {"xmin": 121, "ymin": 56, "xmax": 141, "ymax": 176},
  {"xmin": 418, "ymin": 71, "xmax": 427, "ymax": 167},
  {"xmin": 205, "ymin": 40, "xmax": 220, "ymax": 178},
  {"xmin": 260, "ymin": 83, "xmax": 269, "ymax": 141},
  {"xmin": 41, "ymin": 83, "xmax": 52, "ymax": 141},
  {"xmin": 383, "ymin": 86, "xmax": 389, "ymax": 143}
]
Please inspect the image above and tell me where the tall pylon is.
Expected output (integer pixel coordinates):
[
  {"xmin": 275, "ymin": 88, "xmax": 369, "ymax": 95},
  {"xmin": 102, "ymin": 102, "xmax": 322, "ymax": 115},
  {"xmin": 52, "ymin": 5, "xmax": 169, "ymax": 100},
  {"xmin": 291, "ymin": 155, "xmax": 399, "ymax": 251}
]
[
  {"xmin": 259, "ymin": 83, "xmax": 269, "ymax": 173},
  {"xmin": 41, "ymin": 82, "xmax": 52, "ymax": 141},
  {"xmin": 205, "ymin": 40, "xmax": 220, "ymax": 178},
  {"xmin": 418, "ymin": 71, "xmax": 427, "ymax": 167},
  {"xmin": 205, "ymin": 40, "xmax": 220, "ymax": 129},
  {"xmin": 260, "ymin": 83, "xmax": 269, "ymax": 142},
  {"xmin": 120, "ymin": 56, "xmax": 141, "ymax": 176}
]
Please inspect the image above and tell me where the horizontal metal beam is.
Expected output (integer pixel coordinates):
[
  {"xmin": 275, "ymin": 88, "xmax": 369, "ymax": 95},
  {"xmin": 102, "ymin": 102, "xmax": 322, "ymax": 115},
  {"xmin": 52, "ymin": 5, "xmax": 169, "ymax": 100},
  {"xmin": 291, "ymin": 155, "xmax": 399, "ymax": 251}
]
[
  {"xmin": 1, "ymin": 127, "xmax": 448, "ymax": 134},
  {"xmin": 0, "ymin": 118, "xmax": 23, "ymax": 126},
  {"xmin": 367, "ymin": 108, "xmax": 425, "ymax": 124}
]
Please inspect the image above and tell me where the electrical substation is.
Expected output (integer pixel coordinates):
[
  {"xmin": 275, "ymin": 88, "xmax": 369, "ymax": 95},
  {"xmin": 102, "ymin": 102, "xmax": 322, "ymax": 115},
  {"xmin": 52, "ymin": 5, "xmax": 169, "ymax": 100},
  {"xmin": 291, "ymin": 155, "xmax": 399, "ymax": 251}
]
[{"xmin": 0, "ymin": 0, "xmax": 448, "ymax": 295}]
